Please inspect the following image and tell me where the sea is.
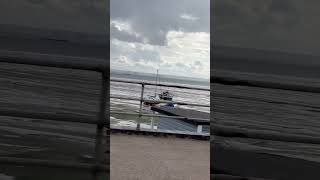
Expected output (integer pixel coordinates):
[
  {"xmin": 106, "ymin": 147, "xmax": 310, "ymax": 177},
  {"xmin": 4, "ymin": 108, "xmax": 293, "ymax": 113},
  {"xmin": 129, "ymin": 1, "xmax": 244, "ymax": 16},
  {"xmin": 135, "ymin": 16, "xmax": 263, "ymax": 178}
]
[{"xmin": 110, "ymin": 70, "xmax": 210, "ymax": 129}]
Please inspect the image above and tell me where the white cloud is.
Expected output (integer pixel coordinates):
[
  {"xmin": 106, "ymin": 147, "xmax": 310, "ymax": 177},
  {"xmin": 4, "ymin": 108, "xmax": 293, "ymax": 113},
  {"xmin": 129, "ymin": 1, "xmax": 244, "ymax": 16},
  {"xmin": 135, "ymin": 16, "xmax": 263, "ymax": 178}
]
[
  {"xmin": 110, "ymin": 19, "xmax": 142, "ymax": 38},
  {"xmin": 111, "ymin": 30, "xmax": 210, "ymax": 79},
  {"xmin": 111, "ymin": 20, "xmax": 131, "ymax": 32},
  {"xmin": 118, "ymin": 55, "xmax": 129, "ymax": 64},
  {"xmin": 180, "ymin": 13, "xmax": 199, "ymax": 21}
]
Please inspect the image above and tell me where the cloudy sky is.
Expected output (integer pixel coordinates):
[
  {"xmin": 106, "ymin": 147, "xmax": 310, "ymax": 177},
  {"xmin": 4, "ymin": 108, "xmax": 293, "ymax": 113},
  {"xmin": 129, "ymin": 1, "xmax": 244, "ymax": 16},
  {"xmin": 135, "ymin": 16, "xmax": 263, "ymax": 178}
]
[
  {"xmin": 110, "ymin": 0, "xmax": 210, "ymax": 79},
  {"xmin": 214, "ymin": 0, "xmax": 320, "ymax": 56}
]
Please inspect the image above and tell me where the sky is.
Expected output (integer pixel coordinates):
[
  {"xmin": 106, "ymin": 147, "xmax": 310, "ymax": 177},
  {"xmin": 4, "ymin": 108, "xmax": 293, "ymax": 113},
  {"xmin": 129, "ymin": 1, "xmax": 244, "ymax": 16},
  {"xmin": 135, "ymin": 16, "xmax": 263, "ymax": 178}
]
[
  {"xmin": 110, "ymin": 0, "xmax": 210, "ymax": 79},
  {"xmin": 214, "ymin": 0, "xmax": 320, "ymax": 56}
]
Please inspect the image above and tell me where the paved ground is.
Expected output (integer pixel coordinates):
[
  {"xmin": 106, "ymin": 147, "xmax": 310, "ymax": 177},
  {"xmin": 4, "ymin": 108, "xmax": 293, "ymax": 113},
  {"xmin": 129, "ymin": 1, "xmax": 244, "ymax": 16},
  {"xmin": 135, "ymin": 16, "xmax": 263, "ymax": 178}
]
[{"xmin": 111, "ymin": 134, "xmax": 210, "ymax": 180}]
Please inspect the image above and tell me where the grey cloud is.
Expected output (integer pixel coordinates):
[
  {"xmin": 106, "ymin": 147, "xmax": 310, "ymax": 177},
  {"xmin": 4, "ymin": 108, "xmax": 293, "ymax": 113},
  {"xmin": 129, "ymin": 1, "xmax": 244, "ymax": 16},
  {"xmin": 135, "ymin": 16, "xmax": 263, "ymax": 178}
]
[{"xmin": 111, "ymin": 0, "xmax": 209, "ymax": 45}]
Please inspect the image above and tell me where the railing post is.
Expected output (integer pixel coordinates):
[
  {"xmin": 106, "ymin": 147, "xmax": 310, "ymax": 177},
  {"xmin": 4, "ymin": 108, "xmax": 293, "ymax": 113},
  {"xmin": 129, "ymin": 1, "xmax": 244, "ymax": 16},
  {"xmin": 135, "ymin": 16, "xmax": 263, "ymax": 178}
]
[
  {"xmin": 151, "ymin": 111, "xmax": 154, "ymax": 130},
  {"xmin": 93, "ymin": 71, "xmax": 108, "ymax": 179},
  {"xmin": 197, "ymin": 125, "xmax": 203, "ymax": 133},
  {"xmin": 137, "ymin": 83, "xmax": 145, "ymax": 130}
]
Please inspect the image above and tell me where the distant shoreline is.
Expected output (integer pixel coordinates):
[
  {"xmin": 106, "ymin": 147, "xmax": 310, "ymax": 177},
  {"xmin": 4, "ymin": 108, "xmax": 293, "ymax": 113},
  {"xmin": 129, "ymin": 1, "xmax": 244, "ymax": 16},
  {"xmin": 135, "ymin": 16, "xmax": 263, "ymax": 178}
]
[{"xmin": 111, "ymin": 69, "xmax": 210, "ymax": 87}]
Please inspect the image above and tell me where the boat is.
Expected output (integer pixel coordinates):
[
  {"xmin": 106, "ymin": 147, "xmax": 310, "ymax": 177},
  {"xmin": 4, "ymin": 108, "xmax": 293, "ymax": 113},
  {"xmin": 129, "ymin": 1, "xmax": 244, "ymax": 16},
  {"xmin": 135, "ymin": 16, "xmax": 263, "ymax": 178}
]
[
  {"xmin": 158, "ymin": 90, "xmax": 173, "ymax": 101},
  {"xmin": 143, "ymin": 95, "xmax": 160, "ymax": 106},
  {"xmin": 143, "ymin": 69, "xmax": 174, "ymax": 106}
]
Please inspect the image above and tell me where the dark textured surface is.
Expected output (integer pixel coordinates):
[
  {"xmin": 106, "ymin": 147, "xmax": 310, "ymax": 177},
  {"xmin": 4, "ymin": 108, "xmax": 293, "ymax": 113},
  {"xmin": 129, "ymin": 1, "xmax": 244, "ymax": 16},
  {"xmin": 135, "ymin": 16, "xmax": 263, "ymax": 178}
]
[
  {"xmin": 212, "ymin": 143, "xmax": 320, "ymax": 180},
  {"xmin": 158, "ymin": 117, "xmax": 198, "ymax": 132},
  {"xmin": 212, "ymin": 71, "xmax": 320, "ymax": 179},
  {"xmin": 0, "ymin": 62, "xmax": 101, "ymax": 121},
  {"xmin": 0, "ymin": 63, "xmax": 108, "ymax": 179}
]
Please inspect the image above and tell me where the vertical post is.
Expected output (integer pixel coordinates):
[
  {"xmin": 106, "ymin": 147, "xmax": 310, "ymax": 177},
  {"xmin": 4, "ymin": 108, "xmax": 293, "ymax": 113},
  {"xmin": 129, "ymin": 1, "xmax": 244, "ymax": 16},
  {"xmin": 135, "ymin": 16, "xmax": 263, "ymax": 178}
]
[
  {"xmin": 93, "ymin": 71, "xmax": 108, "ymax": 179},
  {"xmin": 151, "ymin": 110, "xmax": 156, "ymax": 130},
  {"xmin": 137, "ymin": 83, "xmax": 144, "ymax": 130},
  {"xmin": 154, "ymin": 69, "xmax": 158, "ymax": 97},
  {"xmin": 197, "ymin": 125, "xmax": 203, "ymax": 133},
  {"xmin": 151, "ymin": 114, "xmax": 154, "ymax": 130}
]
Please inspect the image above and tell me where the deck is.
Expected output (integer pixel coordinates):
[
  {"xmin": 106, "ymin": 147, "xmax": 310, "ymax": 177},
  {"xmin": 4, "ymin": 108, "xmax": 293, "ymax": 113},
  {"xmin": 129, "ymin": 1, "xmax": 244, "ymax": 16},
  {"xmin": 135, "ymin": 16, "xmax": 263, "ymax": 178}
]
[
  {"xmin": 151, "ymin": 106, "xmax": 210, "ymax": 133},
  {"xmin": 151, "ymin": 106, "xmax": 210, "ymax": 125}
]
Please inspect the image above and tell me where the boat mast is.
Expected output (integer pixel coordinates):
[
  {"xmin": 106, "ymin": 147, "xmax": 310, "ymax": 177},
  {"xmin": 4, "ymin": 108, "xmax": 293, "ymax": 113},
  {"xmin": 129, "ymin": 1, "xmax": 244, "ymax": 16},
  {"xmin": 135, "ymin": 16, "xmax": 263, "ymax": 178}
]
[{"xmin": 154, "ymin": 69, "xmax": 158, "ymax": 97}]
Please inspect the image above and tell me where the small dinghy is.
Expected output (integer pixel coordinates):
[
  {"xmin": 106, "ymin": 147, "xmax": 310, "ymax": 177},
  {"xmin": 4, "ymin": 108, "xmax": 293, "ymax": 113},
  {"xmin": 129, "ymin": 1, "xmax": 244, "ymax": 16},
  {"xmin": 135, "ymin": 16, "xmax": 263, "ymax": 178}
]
[{"xmin": 158, "ymin": 90, "xmax": 173, "ymax": 101}]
